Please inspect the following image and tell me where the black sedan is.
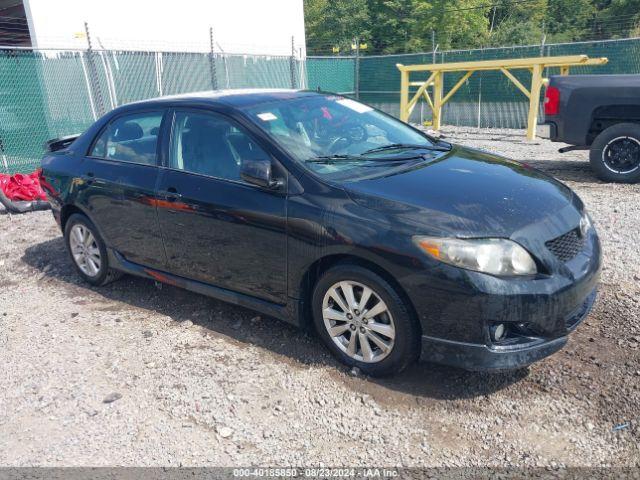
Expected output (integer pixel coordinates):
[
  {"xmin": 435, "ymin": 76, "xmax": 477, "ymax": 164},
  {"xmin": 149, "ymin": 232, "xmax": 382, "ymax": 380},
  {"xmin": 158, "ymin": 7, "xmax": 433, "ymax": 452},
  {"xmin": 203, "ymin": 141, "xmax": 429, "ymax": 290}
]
[{"xmin": 40, "ymin": 90, "xmax": 601, "ymax": 376}]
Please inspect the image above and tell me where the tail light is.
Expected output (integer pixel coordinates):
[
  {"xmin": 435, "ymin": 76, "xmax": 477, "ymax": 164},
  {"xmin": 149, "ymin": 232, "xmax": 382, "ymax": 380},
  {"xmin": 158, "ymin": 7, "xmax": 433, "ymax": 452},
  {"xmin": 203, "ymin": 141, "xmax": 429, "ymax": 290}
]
[{"xmin": 544, "ymin": 86, "xmax": 560, "ymax": 116}]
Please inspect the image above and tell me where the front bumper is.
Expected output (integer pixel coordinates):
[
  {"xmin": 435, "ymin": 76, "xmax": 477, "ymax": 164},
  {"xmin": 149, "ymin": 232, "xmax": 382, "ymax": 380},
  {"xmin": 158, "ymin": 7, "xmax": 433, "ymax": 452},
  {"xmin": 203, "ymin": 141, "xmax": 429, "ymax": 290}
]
[
  {"xmin": 400, "ymin": 217, "xmax": 601, "ymax": 371},
  {"xmin": 420, "ymin": 288, "xmax": 597, "ymax": 370}
]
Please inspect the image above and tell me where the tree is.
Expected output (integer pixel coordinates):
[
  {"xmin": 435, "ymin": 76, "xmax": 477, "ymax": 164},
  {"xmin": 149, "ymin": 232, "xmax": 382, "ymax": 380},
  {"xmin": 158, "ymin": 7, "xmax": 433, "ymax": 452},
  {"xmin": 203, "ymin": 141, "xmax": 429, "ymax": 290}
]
[
  {"xmin": 545, "ymin": 0, "xmax": 596, "ymax": 43},
  {"xmin": 415, "ymin": 0, "xmax": 491, "ymax": 50},
  {"xmin": 367, "ymin": 0, "xmax": 421, "ymax": 54},
  {"xmin": 488, "ymin": 0, "xmax": 547, "ymax": 47},
  {"xmin": 303, "ymin": 0, "xmax": 640, "ymax": 55},
  {"xmin": 596, "ymin": 0, "xmax": 640, "ymax": 39},
  {"xmin": 304, "ymin": 0, "xmax": 370, "ymax": 54}
]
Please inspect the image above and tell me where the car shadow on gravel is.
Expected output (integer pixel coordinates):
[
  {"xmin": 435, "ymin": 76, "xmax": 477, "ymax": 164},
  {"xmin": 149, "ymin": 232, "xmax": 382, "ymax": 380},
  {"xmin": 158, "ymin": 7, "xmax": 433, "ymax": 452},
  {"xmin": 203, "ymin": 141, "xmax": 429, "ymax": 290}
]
[
  {"xmin": 521, "ymin": 159, "xmax": 604, "ymax": 184},
  {"xmin": 23, "ymin": 237, "xmax": 527, "ymax": 400}
]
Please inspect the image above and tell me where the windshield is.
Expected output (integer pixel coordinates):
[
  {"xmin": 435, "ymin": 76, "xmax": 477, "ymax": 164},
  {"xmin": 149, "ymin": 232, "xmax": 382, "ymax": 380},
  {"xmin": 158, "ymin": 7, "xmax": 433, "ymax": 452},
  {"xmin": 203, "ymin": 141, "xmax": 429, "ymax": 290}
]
[{"xmin": 241, "ymin": 94, "xmax": 442, "ymax": 181}]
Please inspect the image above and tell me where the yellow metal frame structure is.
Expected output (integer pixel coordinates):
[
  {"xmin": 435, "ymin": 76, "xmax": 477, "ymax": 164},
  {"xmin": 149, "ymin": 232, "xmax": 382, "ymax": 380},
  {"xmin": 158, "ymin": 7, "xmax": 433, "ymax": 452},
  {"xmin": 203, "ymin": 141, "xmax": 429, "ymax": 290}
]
[{"xmin": 396, "ymin": 55, "xmax": 608, "ymax": 140}]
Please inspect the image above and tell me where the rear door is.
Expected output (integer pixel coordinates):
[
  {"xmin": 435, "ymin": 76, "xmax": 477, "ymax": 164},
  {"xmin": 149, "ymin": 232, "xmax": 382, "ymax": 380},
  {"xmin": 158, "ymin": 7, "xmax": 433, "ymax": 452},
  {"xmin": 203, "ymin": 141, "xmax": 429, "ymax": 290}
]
[
  {"xmin": 81, "ymin": 110, "xmax": 168, "ymax": 269},
  {"xmin": 155, "ymin": 108, "xmax": 287, "ymax": 304}
]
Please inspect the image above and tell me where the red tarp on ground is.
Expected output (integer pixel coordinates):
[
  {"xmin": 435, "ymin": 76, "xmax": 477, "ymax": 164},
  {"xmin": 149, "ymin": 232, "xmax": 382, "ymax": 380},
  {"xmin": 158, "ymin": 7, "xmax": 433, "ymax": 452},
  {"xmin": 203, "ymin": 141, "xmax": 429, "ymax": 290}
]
[{"xmin": 0, "ymin": 171, "xmax": 47, "ymax": 201}]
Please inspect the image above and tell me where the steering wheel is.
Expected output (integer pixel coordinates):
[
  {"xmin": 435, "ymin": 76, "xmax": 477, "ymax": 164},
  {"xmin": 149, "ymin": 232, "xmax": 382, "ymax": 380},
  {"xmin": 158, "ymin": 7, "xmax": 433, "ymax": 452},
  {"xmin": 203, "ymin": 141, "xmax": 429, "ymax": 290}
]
[{"xmin": 327, "ymin": 124, "xmax": 368, "ymax": 153}]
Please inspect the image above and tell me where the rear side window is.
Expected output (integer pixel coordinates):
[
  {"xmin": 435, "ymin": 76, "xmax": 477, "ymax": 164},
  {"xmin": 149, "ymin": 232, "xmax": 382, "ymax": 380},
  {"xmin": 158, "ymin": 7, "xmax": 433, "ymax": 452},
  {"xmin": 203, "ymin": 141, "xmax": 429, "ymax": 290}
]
[{"xmin": 90, "ymin": 111, "xmax": 163, "ymax": 165}]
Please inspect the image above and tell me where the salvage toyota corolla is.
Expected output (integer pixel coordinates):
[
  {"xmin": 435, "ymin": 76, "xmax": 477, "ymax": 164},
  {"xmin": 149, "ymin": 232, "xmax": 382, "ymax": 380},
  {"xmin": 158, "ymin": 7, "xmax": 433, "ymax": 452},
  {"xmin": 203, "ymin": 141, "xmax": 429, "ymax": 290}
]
[{"xmin": 40, "ymin": 90, "xmax": 601, "ymax": 376}]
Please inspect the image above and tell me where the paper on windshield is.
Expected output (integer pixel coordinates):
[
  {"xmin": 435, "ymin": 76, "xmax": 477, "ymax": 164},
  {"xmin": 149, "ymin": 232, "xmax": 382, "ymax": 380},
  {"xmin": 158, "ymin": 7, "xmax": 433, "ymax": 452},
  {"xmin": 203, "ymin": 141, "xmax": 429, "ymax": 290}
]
[
  {"xmin": 257, "ymin": 112, "xmax": 278, "ymax": 121},
  {"xmin": 336, "ymin": 98, "xmax": 373, "ymax": 113}
]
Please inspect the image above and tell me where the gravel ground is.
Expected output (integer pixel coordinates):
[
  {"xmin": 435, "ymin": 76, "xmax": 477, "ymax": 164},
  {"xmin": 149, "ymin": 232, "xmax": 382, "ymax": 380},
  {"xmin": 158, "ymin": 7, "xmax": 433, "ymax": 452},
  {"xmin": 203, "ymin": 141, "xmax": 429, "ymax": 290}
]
[{"xmin": 0, "ymin": 126, "xmax": 638, "ymax": 468}]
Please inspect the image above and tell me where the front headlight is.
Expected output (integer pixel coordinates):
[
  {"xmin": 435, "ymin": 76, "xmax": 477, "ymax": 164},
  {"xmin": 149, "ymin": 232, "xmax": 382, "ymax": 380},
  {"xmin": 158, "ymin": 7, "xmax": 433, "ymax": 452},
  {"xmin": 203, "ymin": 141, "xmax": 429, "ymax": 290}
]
[
  {"xmin": 413, "ymin": 236, "xmax": 537, "ymax": 276},
  {"xmin": 580, "ymin": 211, "xmax": 593, "ymax": 236}
]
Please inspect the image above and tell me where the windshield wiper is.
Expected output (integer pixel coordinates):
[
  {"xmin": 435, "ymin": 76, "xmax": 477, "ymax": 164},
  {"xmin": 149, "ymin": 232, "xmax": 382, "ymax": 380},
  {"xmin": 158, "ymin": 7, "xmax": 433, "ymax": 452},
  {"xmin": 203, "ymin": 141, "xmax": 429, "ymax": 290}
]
[
  {"xmin": 306, "ymin": 154, "xmax": 368, "ymax": 164},
  {"xmin": 306, "ymin": 154, "xmax": 423, "ymax": 164},
  {"xmin": 362, "ymin": 143, "xmax": 451, "ymax": 154}
]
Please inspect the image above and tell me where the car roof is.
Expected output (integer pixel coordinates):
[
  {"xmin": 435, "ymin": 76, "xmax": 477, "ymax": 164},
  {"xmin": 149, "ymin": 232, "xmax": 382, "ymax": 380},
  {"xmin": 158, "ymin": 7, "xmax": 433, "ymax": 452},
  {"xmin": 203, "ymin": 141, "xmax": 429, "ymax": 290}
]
[{"xmin": 121, "ymin": 89, "xmax": 322, "ymax": 111}]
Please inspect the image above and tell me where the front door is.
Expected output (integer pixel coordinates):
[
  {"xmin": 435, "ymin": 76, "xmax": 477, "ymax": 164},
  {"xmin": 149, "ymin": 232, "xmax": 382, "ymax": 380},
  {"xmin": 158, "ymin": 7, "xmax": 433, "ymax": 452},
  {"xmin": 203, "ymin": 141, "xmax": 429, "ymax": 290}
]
[{"xmin": 156, "ymin": 109, "xmax": 287, "ymax": 304}]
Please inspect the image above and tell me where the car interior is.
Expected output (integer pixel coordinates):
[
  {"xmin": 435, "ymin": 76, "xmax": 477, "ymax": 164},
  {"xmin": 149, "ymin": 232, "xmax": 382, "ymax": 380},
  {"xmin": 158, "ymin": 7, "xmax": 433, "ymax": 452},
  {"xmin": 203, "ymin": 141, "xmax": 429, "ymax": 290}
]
[
  {"xmin": 91, "ymin": 116, "xmax": 161, "ymax": 166},
  {"xmin": 94, "ymin": 112, "xmax": 269, "ymax": 182},
  {"xmin": 173, "ymin": 113, "xmax": 267, "ymax": 180}
]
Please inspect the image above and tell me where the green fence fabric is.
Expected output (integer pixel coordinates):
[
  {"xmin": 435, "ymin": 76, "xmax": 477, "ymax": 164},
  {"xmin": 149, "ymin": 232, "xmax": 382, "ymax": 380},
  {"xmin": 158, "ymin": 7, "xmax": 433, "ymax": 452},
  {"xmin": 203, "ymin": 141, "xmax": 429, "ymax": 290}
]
[
  {"xmin": 306, "ymin": 56, "xmax": 355, "ymax": 94},
  {"xmin": 353, "ymin": 38, "xmax": 640, "ymax": 127},
  {"xmin": 0, "ymin": 49, "xmax": 301, "ymax": 173},
  {"xmin": 0, "ymin": 50, "xmax": 96, "ymax": 174},
  {"xmin": 1, "ymin": 37, "xmax": 639, "ymax": 173}
]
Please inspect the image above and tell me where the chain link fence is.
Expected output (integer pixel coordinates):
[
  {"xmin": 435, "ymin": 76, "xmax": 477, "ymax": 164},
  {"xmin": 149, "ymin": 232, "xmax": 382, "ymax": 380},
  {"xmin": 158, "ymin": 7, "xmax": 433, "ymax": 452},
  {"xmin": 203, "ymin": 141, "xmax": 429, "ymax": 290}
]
[
  {"xmin": 0, "ymin": 48, "xmax": 304, "ymax": 173},
  {"xmin": 353, "ymin": 37, "xmax": 640, "ymax": 128},
  {"xmin": 2, "ymin": 36, "xmax": 640, "ymax": 173}
]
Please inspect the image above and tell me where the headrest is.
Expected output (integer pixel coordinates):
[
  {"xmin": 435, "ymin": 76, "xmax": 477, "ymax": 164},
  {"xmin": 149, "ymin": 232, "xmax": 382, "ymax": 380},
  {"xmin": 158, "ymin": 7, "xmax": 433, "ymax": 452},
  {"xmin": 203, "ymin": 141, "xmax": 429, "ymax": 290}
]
[
  {"xmin": 113, "ymin": 122, "xmax": 143, "ymax": 142},
  {"xmin": 184, "ymin": 117, "xmax": 229, "ymax": 137}
]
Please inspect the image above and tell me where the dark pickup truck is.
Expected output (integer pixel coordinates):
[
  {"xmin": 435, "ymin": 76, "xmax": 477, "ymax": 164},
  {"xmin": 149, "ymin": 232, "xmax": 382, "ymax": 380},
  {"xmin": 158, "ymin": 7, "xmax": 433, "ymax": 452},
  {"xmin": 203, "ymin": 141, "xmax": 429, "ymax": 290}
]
[{"xmin": 543, "ymin": 74, "xmax": 640, "ymax": 183}]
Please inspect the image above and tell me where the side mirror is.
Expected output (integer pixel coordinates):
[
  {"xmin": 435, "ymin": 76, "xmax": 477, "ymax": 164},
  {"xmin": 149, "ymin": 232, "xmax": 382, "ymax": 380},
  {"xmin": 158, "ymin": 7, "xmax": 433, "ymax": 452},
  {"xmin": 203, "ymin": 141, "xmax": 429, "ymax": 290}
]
[{"xmin": 240, "ymin": 158, "xmax": 283, "ymax": 189}]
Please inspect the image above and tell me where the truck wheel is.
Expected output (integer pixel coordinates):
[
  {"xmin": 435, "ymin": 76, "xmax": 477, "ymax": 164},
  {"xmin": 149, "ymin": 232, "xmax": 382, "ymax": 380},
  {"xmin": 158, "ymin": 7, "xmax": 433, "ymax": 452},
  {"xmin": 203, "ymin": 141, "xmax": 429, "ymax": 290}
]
[{"xmin": 589, "ymin": 123, "xmax": 640, "ymax": 183}]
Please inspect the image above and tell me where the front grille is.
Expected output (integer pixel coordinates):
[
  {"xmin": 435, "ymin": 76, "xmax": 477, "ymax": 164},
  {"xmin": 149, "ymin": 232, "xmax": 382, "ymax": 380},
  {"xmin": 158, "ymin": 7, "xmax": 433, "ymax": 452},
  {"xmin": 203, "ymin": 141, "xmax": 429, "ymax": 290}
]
[{"xmin": 546, "ymin": 228, "xmax": 585, "ymax": 262}]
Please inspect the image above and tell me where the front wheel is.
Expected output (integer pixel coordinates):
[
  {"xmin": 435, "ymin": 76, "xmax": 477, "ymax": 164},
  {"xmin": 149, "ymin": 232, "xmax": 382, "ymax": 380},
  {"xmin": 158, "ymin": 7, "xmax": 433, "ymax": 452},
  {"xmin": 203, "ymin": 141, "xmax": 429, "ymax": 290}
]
[
  {"xmin": 311, "ymin": 264, "xmax": 421, "ymax": 377},
  {"xmin": 589, "ymin": 123, "xmax": 640, "ymax": 183}
]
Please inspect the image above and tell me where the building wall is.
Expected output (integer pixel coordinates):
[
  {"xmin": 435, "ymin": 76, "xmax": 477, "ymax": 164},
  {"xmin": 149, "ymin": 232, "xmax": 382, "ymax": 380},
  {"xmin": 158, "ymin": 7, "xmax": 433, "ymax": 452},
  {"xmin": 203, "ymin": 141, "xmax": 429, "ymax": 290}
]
[{"xmin": 23, "ymin": 0, "xmax": 306, "ymax": 56}]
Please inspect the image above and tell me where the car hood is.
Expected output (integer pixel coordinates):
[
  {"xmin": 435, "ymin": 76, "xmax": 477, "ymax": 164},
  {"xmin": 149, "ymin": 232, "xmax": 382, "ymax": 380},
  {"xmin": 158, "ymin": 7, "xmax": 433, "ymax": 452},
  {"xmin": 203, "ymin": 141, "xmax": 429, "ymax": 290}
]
[{"xmin": 342, "ymin": 145, "xmax": 581, "ymax": 238}]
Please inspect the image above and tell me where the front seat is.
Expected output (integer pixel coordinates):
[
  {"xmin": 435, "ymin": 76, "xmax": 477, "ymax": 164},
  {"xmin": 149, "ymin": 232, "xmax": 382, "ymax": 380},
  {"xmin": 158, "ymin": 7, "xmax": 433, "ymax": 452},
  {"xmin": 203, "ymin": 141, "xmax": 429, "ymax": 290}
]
[{"xmin": 182, "ymin": 119, "xmax": 240, "ymax": 180}]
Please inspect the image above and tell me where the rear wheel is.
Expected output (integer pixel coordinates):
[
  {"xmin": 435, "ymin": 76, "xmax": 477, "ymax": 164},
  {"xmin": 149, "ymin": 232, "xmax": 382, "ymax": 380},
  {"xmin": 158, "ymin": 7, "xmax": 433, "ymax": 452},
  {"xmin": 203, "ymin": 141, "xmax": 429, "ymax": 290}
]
[
  {"xmin": 312, "ymin": 264, "xmax": 420, "ymax": 376},
  {"xmin": 64, "ymin": 213, "xmax": 122, "ymax": 286},
  {"xmin": 589, "ymin": 123, "xmax": 640, "ymax": 183}
]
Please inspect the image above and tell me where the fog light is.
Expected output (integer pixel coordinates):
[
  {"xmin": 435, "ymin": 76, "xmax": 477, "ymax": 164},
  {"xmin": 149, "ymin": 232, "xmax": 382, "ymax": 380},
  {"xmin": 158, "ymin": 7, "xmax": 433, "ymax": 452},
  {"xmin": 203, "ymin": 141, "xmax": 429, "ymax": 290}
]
[{"xmin": 491, "ymin": 323, "xmax": 506, "ymax": 342}]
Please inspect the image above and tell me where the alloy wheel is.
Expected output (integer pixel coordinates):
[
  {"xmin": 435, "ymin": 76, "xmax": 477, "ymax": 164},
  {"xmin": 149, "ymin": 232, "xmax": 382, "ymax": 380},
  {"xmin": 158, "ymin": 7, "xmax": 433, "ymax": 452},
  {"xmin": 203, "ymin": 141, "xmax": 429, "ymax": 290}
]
[
  {"xmin": 69, "ymin": 224, "xmax": 102, "ymax": 277},
  {"xmin": 322, "ymin": 280, "xmax": 396, "ymax": 363},
  {"xmin": 602, "ymin": 136, "xmax": 640, "ymax": 174}
]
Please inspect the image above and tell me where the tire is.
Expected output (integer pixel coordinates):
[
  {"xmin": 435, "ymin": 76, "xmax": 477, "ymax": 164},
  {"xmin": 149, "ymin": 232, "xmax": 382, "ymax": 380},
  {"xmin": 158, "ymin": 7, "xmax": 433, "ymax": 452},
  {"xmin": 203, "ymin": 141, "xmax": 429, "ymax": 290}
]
[
  {"xmin": 64, "ymin": 213, "xmax": 122, "ymax": 286},
  {"xmin": 589, "ymin": 123, "xmax": 640, "ymax": 183},
  {"xmin": 311, "ymin": 263, "xmax": 421, "ymax": 377}
]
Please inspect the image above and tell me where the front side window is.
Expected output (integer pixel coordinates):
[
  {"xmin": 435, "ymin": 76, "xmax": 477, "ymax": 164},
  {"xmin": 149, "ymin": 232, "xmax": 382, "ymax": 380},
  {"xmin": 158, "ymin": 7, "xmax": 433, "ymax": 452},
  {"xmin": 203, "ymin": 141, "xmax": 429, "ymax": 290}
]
[
  {"xmin": 241, "ymin": 94, "xmax": 439, "ymax": 181},
  {"xmin": 91, "ymin": 111, "xmax": 163, "ymax": 165},
  {"xmin": 170, "ymin": 110, "xmax": 269, "ymax": 181}
]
